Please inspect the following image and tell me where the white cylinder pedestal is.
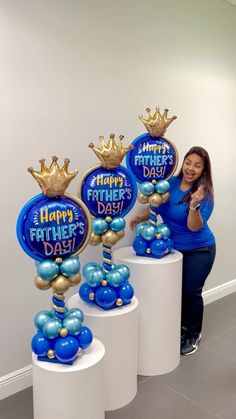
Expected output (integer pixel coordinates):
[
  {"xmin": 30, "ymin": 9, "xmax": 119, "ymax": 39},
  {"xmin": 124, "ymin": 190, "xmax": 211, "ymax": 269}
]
[
  {"xmin": 68, "ymin": 294, "xmax": 138, "ymax": 411},
  {"xmin": 114, "ymin": 246, "xmax": 183, "ymax": 376},
  {"xmin": 33, "ymin": 338, "xmax": 105, "ymax": 419}
]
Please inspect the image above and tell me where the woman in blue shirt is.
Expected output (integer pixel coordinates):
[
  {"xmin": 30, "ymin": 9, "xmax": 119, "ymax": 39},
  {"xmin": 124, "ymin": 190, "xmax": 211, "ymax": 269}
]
[{"xmin": 130, "ymin": 146, "xmax": 216, "ymax": 355}]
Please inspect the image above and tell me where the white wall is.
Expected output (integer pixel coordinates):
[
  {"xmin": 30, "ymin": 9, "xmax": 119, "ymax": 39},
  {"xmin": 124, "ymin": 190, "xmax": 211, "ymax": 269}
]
[{"xmin": 0, "ymin": 0, "xmax": 235, "ymax": 377}]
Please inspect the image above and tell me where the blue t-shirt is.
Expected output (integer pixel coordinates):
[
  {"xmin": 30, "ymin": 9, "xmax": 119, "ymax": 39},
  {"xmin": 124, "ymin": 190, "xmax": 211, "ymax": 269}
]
[{"xmin": 156, "ymin": 176, "xmax": 215, "ymax": 251}]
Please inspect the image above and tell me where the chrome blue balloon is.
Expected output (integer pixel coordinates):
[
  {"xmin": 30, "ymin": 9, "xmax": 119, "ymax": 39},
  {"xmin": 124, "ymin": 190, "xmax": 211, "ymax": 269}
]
[
  {"xmin": 155, "ymin": 180, "xmax": 170, "ymax": 194},
  {"xmin": 60, "ymin": 256, "xmax": 81, "ymax": 277},
  {"xmin": 156, "ymin": 223, "xmax": 170, "ymax": 240},
  {"xmin": 150, "ymin": 239, "xmax": 167, "ymax": 257},
  {"xmin": 54, "ymin": 336, "xmax": 79, "ymax": 363},
  {"xmin": 82, "ymin": 262, "xmax": 102, "ymax": 279},
  {"xmin": 139, "ymin": 182, "xmax": 155, "ymax": 196},
  {"xmin": 43, "ymin": 318, "xmax": 62, "ymax": 339},
  {"xmin": 106, "ymin": 270, "xmax": 123, "ymax": 287},
  {"xmin": 79, "ymin": 282, "xmax": 95, "ymax": 303},
  {"xmin": 135, "ymin": 222, "xmax": 146, "ymax": 236},
  {"xmin": 109, "ymin": 217, "xmax": 126, "ymax": 232},
  {"xmin": 36, "ymin": 260, "xmax": 59, "ymax": 281},
  {"xmin": 66, "ymin": 308, "xmax": 84, "ymax": 322},
  {"xmin": 118, "ymin": 282, "xmax": 134, "ymax": 304},
  {"xmin": 93, "ymin": 218, "xmax": 108, "ymax": 235},
  {"xmin": 62, "ymin": 316, "xmax": 82, "ymax": 336},
  {"xmin": 86, "ymin": 269, "xmax": 105, "ymax": 287},
  {"xmin": 77, "ymin": 326, "xmax": 93, "ymax": 349},
  {"xmin": 133, "ymin": 236, "xmax": 147, "ymax": 255},
  {"xmin": 140, "ymin": 224, "xmax": 156, "ymax": 241},
  {"xmin": 31, "ymin": 331, "xmax": 50, "ymax": 356},
  {"xmin": 115, "ymin": 264, "xmax": 130, "ymax": 281},
  {"xmin": 34, "ymin": 310, "xmax": 53, "ymax": 330},
  {"xmin": 95, "ymin": 286, "xmax": 116, "ymax": 309}
]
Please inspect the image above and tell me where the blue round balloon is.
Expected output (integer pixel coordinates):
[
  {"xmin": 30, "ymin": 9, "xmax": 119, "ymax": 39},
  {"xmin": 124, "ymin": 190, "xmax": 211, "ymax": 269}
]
[
  {"xmin": 43, "ymin": 318, "xmax": 62, "ymax": 339},
  {"xmin": 150, "ymin": 239, "xmax": 167, "ymax": 257},
  {"xmin": 82, "ymin": 262, "xmax": 102, "ymax": 279},
  {"xmin": 140, "ymin": 224, "xmax": 156, "ymax": 241},
  {"xmin": 135, "ymin": 222, "xmax": 147, "ymax": 236},
  {"xmin": 79, "ymin": 282, "xmax": 95, "ymax": 303},
  {"xmin": 133, "ymin": 236, "xmax": 147, "ymax": 255},
  {"xmin": 66, "ymin": 308, "xmax": 84, "ymax": 322},
  {"xmin": 62, "ymin": 316, "xmax": 82, "ymax": 336},
  {"xmin": 156, "ymin": 223, "xmax": 171, "ymax": 240},
  {"xmin": 155, "ymin": 180, "xmax": 170, "ymax": 194},
  {"xmin": 31, "ymin": 331, "xmax": 50, "ymax": 356},
  {"xmin": 86, "ymin": 269, "xmax": 105, "ymax": 287},
  {"xmin": 60, "ymin": 256, "xmax": 81, "ymax": 277},
  {"xmin": 139, "ymin": 182, "xmax": 155, "ymax": 196},
  {"xmin": 106, "ymin": 270, "xmax": 123, "ymax": 287},
  {"xmin": 93, "ymin": 218, "xmax": 108, "ymax": 235},
  {"xmin": 109, "ymin": 217, "xmax": 126, "ymax": 232},
  {"xmin": 118, "ymin": 282, "xmax": 134, "ymax": 304},
  {"xmin": 80, "ymin": 166, "xmax": 137, "ymax": 218},
  {"xmin": 36, "ymin": 260, "xmax": 59, "ymax": 280},
  {"xmin": 95, "ymin": 286, "xmax": 117, "ymax": 309},
  {"xmin": 34, "ymin": 310, "xmax": 53, "ymax": 330},
  {"xmin": 54, "ymin": 336, "xmax": 79, "ymax": 363},
  {"xmin": 77, "ymin": 326, "xmax": 93, "ymax": 349},
  {"xmin": 115, "ymin": 264, "xmax": 130, "ymax": 281},
  {"xmin": 165, "ymin": 238, "xmax": 174, "ymax": 251}
]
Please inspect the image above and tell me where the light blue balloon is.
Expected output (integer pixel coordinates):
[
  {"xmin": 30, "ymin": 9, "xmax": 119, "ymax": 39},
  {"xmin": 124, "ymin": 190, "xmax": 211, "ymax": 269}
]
[
  {"xmin": 140, "ymin": 224, "xmax": 156, "ymax": 241},
  {"xmin": 155, "ymin": 180, "xmax": 170, "ymax": 194},
  {"xmin": 60, "ymin": 257, "xmax": 81, "ymax": 277},
  {"xmin": 36, "ymin": 260, "xmax": 59, "ymax": 281},
  {"xmin": 139, "ymin": 182, "xmax": 155, "ymax": 196},
  {"xmin": 156, "ymin": 223, "xmax": 171, "ymax": 240},
  {"xmin": 86, "ymin": 269, "xmax": 105, "ymax": 287},
  {"xmin": 109, "ymin": 217, "xmax": 126, "ymax": 232},
  {"xmin": 93, "ymin": 218, "xmax": 108, "ymax": 235},
  {"xmin": 135, "ymin": 222, "xmax": 147, "ymax": 236},
  {"xmin": 43, "ymin": 318, "xmax": 62, "ymax": 339},
  {"xmin": 106, "ymin": 270, "xmax": 123, "ymax": 287},
  {"xmin": 66, "ymin": 308, "xmax": 84, "ymax": 322},
  {"xmin": 63, "ymin": 316, "xmax": 82, "ymax": 336},
  {"xmin": 34, "ymin": 310, "xmax": 53, "ymax": 330},
  {"xmin": 115, "ymin": 264, "xmax": 130, "ymax": 281},
  {"xmin": 82, "ymin": 262, "xmax": 102, "ymax": 279}
]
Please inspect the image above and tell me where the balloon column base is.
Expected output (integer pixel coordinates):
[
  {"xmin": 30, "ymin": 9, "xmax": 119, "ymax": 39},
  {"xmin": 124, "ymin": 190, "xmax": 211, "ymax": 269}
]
[
  {"xmin": 132, "ymin": 229, "xmax": 174, "ymax": 259},
  {"xmin": 135, "ymin": 248, "xmax": 173, "ymax": 259},
  {"xmin": 37, "ymin": 355, "xmax": 77, "ymax": 365}
]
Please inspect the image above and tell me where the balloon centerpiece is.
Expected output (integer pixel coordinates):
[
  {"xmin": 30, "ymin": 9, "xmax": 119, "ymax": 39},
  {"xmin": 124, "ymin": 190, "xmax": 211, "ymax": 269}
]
[
  {"xmin": 78, "ymin": 134, "xmax": 137, "ymax": 309},
  {"xmin": 126, "ymin": 107, "xmax": 178, "ymax": 258},
  {"xmin": 17, "ymin": 156, "xmax": 93, "ymax": 364}
]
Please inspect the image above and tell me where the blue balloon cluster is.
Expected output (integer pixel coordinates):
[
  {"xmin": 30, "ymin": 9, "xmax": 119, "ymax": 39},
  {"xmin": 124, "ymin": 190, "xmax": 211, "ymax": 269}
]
[
  {"xmin": 32, "ymin": 308, "xmax": 92, "ymax": 364},
  {"xmin": 139, "ymin": 180, "xmax": 170, "ymax": 196},
  {"xmin": 93, "ymin": 216, "xmax": 126, "ymax": 235},
  {"xmin": 36, "ymin": 256, "xmax": 81, "ymax": 280},
  {"xmin": 79, "ymin": 262, "xmax": 133, "ymax": 309},
  {"xmin": 133, "ymin": 222, "xmax": 174, "ymax": 258}
]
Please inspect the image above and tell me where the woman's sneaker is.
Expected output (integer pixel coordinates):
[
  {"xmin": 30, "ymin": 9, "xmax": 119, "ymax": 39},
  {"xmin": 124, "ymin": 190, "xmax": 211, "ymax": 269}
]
[{"xmin": 181, "ymin": 334, "xmax": 202, "ymax": 356}]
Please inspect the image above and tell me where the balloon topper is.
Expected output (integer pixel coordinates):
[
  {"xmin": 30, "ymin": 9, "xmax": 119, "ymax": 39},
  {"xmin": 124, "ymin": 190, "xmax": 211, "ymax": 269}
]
[
  {"xmin": 126, "ymin": 107, "xmax": 178, "ymax": 258},
  {"xmin": 16, "ymin": 156, "xmax": 93, "ymax": 364},
  {"xmin": 78, "ymin": 134, "xmax": 137, "ymax": 309}
]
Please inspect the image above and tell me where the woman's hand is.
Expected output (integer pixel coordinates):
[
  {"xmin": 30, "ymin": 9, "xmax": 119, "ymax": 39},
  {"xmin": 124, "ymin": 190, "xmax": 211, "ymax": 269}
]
[
  {"xmin": 190, "ymin": 185, "xmax": 205, "ymax": 208},
  {"xmin": 129, "ymin": 215, "xmax": 142, "ymax": 231}
]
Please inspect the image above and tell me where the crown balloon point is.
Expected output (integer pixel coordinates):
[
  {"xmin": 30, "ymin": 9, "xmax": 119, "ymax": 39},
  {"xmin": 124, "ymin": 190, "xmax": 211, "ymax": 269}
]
[
  {"xmin": 139, "ymin": 106, "xmax": 177, "ymax": 137},
  {"xmin": 28, "ymin": 156, "xmax": 78, "ymax": 196},
  {"xmin": 89, "ymin": 134, "xmax": 133, "ymax": 169}
]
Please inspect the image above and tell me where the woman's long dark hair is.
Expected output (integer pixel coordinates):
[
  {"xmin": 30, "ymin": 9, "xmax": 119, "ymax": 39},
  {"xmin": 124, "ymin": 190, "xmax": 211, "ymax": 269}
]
[{"xmin": 177, "ymin": 146, "xmax": 214, "ymax": 204}]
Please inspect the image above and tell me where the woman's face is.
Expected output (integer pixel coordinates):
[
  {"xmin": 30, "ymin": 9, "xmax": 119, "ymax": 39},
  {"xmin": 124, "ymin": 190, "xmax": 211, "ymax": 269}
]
[{"xmin": 182, "ymin": 153, "xmax": 204, "ymax": 185}]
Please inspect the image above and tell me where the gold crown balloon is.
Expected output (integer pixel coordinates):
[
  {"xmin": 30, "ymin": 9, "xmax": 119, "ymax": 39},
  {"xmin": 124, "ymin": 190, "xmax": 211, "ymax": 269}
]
[
  {"xmin": 139, "ymin": 107, "xmax": 177, "ymax": 137},
  {"xmin": 89, "ymin": 134, "xmax": 134, "ymax": 169},
  {"xmin": 28, "ymin": 156, "xmax": 78, "ymax": 196}
]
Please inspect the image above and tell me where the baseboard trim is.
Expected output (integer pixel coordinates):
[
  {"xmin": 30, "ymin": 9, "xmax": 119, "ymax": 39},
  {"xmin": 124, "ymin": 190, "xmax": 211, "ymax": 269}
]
[
  {"xmin": 0, "ymin": 365, "xmax": 32, "ymax": 401},
  {"xmin": 203, "ymin": 278, "xmax": 236, "ymax": 305}
]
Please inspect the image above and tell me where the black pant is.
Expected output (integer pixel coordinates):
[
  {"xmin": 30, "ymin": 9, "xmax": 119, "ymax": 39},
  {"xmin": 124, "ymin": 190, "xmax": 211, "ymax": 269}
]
[{"xmin": 180, "ymin": 244, "xmax": 216, "ymax": 336}]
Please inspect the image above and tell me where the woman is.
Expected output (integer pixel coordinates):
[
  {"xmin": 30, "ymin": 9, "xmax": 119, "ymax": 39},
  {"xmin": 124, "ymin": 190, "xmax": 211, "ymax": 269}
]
[{"xmin": 130, "ymin": 146, "xmax": 216, "ymax": 356}]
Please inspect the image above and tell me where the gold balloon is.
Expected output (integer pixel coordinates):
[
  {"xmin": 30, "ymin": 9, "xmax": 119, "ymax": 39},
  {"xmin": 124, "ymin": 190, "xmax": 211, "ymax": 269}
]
[
  {"xmin": 146, "ymin": 248, "xmax": 151, "ymax": 254},
  {"xmin": 101, "ymin": 230, "xmax": 119, "ymax": 246},
  {"xmin": 138, "ymin": 193, "xmax": 148, "ymax": 204},
  {"xmin": 148, "ymin": 193, "xmax": 163, "ymax": 206},
  {"xmin": 162, "ymin": 192, "xmax": 170, "ymax": 203},
  {"xmin": 52, "ymin": 275, "xmax": 70, "ymax": 293},
  {"xmin": 77, "ymin": 347, "xmax": 83, "ymax": 356},
  {"xmin": 55, "ymin": 257, "xmax": 63, "ymax": 264},
  {"xmin": 69, "ymin": 273, "xmax": 81, "ymax": 287},
  {"xmin": 34, "ymin": 276, "xmax": 52, "ymax": 291},
  {"xmin": 105, "ymin": 216, "xmax": 112, "ymax": 223},
  {"xmin": 60, "ymin": 328, "xmax": 68, "ymax": 337},
  {"xmin": 116, "ymin": 298, "xmax": 123, "ymax": 306},
  {"xmin": 156, "ymin": 233, "xmax": 161, "ymax": 240},
  {"xmin": 101, "ymin": 279, "xmax": 108, "ymax": 287},
  {"xmin": 90, "ymin": 232, "xmax": 102, "ymax": 246},
  {"xmin": 47, "ymin": 349, "xmax": 55, "ymax": 359},
  {"xmin": 89, "ymin": 292, "xmax": 95, "ymax": 300},
  {"xmin": 116, "ymin": 229, "xmax": 125, "ymax": 240}
]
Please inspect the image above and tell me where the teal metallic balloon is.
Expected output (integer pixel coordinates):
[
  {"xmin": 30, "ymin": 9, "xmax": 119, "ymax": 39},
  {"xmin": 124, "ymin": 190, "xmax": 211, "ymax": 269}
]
[
  {"xmin": 106, "ymin": 269, "xmax": 123, "ymax": 287},
  {"xmin": 36, "ymin": 260, "xmax": 60, "ymax": 281},
  {"xmin": 135, "ymin": 222, "xmax": 147, "ymax": 236},
  {"xmin": 34, "ymin": 310, "xmax": 53, "ymax": 330},
  {"xmin": 156, "ymin": 223, "xmax": 171, "ymax": 240},
  {"xmin": 140, "ymin": 224, "xmax": 156, "ymax": 241},
  {"xmin": 155, "ymin": 180, "xmax": 170, "ymax": 194},
  {"xmin": 93, "ymin": 218, "xmax": 108, "ymax": 235},
  {"xmin": 60, "ymin": 257, "xmax": 81, "ymax": 277},
  {"xmin": 115, "ymin": 264, "xmax": 130, "ymax": 281},
  {"xmin": 66, "ymin": 308, "xmax": 84, "ymax": 322},
  {"xmin": 63, "ymin": 316, "xmax": 82, "ymax": 336},
  {"xmin": 43, "ymin": 318, "xmax": 62, "ymax": 339},
  {"xmin": 139, "ymin": 182, "xmax": 155, "ymax": 196},
  {"xmin": 86, "ymin": 269, "xmax": 105, "ymax": 287},
  {"xmin": 82, "ymin": 262, "xmax": 102, "ymax": 279},
  {"xmin": 109, "ymin": 217, "xmax": 126, "ymax": 232}
]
